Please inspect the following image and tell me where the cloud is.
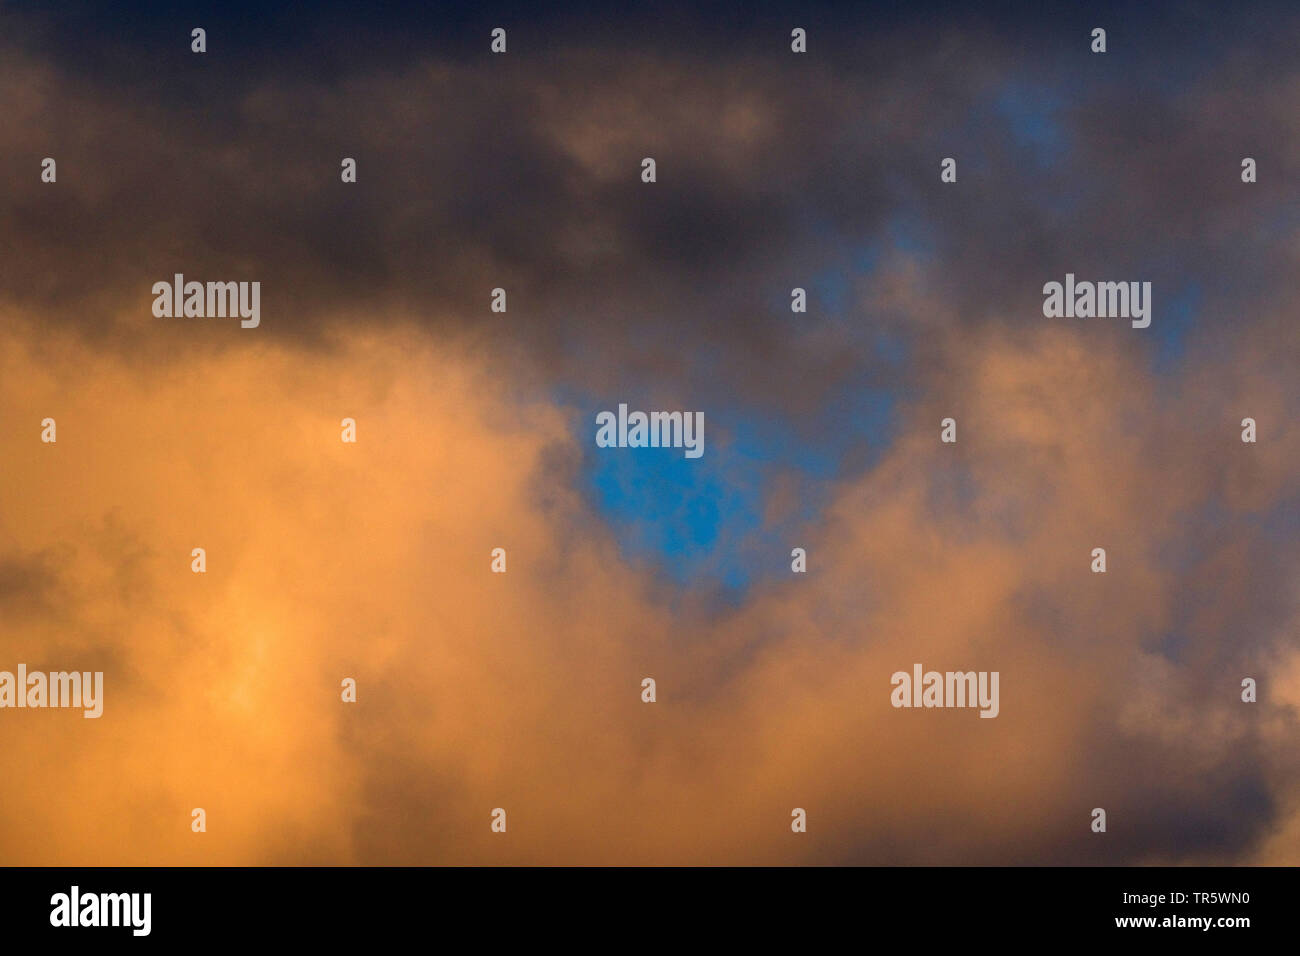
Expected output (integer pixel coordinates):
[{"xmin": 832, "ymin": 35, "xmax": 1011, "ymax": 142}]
[
  {"xmin": 0, "ymin": 308, "xmax": 1294, "ymax": 864},
  {"xmin": 0, "ymin": 1, "xmax": 1296, "ymax": 865}
]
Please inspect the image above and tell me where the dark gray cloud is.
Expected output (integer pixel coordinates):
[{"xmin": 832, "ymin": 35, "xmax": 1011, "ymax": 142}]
[{"xmin": 4, "ymin": 1, "xmax": 1295, "ymax": 409}]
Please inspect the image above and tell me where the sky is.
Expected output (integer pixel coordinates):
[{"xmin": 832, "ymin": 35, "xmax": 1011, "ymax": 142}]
[{"xmin": 0, "ymin": 0, "xmax": 1297, "ymax": 864}]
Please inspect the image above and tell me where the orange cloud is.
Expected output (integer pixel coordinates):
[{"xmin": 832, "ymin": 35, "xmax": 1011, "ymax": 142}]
[{"xmin": 0, "ymin": 312, "xmax": 1295, "ymax": 865}]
